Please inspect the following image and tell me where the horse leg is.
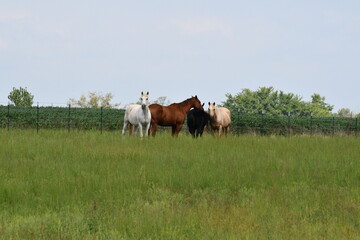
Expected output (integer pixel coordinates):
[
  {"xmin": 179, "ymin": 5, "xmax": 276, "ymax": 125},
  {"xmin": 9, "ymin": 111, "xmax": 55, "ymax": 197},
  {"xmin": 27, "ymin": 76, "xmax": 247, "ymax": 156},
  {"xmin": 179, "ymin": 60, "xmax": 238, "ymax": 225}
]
[
  {"xmin": 218, "ymin": 125, "xmax": 223, "ymax": 137},
  {"xmin": 129, "ymin": 124, "xmax": 133, "ymax": 136},
  {"xmin": 133, "ymin": 125, "xmax": 139, "ymax": 136},
  {"xmin": 138, "ymin": 123, "xmax": 143, "ymax": 138},
  {"xmin": 189, "ymin": 127, "xmax": 195, "ymax": 138},
  {"xmin": 195, "ymin": 130, "xmax": 199, "ymax": 138},
  {"xmin": 197, "ymin": 127, "xmax": 203, "ymax": 138},
  {"xmin": 194, "ymin": 128, "xmax": 199, "ymax": 138},
  {"xmin": 150, "ymin": 123, "xmax": 157, "ymax": 137},
  {"xmin": 172, "ymin": 124, "xmax": 183, "ymax": 136},
  {"xmin": 210, "ymin": 126, "xmax": 216, "ymax": 136},
  {"xmin": 171, "ymin": 126, "xmax": 177, "ymax": 136},
  {"xmin": 122, "ymin": 121, "xmax": 128, "ymax": 136},
  {"xmin": 145, "ymin": 122, "xmax": 150, "ymax": 137}
]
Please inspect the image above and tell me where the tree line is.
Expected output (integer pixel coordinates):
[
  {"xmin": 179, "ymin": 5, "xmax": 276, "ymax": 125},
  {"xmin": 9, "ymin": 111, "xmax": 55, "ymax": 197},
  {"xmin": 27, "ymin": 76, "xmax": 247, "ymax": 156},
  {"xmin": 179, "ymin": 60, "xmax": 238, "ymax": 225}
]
[
  {"xmin": 5, "ymin": 86, "xmax": 359, "ymax": 118},
  {"xmin": 222, "ymin": 87, "xmax": 335, "ymax": 117}
]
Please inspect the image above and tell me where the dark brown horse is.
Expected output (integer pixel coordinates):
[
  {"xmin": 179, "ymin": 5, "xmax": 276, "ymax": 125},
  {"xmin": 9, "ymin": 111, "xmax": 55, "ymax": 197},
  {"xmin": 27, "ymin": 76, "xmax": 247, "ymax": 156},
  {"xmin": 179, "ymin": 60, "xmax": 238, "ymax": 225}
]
[{"xmin": 149, "ymin": 96, "xmax": 204, "ymax": 136}]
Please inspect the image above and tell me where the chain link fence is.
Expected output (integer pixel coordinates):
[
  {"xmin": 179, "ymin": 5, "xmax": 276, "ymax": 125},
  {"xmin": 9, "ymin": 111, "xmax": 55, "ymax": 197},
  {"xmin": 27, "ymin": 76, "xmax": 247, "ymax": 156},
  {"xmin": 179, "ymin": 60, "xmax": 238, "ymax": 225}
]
[{"xmin": 0, "ymin": 104, "xmax": 358, "ymax": 136}]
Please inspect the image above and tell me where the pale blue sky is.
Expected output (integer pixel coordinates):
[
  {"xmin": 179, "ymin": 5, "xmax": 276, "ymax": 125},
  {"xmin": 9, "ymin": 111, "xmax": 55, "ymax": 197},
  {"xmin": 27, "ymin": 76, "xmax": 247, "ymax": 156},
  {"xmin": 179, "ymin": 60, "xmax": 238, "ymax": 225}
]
[{"xmin": 1, "ymin": 1, "xmax": 359, "ymax": 112}]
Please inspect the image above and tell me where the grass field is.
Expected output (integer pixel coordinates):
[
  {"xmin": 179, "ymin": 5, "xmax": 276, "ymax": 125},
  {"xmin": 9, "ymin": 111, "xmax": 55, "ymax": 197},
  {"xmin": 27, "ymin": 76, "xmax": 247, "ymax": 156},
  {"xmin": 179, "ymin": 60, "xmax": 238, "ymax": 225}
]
[{"xmin": 0, "ymin": 129, "xmax": 359, "ymax": 239}]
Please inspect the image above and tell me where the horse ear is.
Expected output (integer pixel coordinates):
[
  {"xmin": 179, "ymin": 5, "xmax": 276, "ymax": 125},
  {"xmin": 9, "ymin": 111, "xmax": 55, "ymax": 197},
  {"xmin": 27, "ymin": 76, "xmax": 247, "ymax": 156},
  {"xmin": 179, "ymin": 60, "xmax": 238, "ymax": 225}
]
[
  {"xmin": 213, "ymin": 102, "xmax": 215, "ymax": 105},
  {"xmin": 195, "ymin": 95, "xmax": 198, "ymax": 99},
  {"xmin": 208, "ymin": 102, "xmax": 210, "ymax": 105},
  {"xmin": 141, "ymin": 91, "xmax": 143, "ymax": 95},
  {"xmin": 147, "ymin": 91, "xmax": 149, "ymax": 95},
  {"xmin": 202, "ymin": 103, "xmax": 204, "ymax": 107}
]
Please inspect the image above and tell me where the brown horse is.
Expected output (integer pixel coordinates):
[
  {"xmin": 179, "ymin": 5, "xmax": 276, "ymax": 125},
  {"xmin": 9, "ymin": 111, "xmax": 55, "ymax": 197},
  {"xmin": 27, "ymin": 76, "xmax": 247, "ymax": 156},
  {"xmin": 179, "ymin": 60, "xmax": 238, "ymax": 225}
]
[{"xmin": 149, "ymin": 96, "xmax": 204, "ymax": 136}]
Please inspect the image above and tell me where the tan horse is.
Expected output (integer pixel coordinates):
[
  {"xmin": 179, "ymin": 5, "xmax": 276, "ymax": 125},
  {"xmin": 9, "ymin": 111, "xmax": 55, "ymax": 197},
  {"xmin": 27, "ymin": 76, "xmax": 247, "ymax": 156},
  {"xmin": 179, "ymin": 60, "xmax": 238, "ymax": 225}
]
[{"xmin": 208, "ymin": 102, "xmax": 231, "ymax": 137}]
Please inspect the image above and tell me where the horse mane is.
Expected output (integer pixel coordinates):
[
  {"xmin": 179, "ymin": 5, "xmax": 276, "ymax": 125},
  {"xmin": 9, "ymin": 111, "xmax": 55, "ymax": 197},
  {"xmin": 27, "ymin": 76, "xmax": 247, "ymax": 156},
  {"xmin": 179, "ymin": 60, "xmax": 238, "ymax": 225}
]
[{"xmin": 169, "ymin": 97, "xmax": 194, "ymax": 107}]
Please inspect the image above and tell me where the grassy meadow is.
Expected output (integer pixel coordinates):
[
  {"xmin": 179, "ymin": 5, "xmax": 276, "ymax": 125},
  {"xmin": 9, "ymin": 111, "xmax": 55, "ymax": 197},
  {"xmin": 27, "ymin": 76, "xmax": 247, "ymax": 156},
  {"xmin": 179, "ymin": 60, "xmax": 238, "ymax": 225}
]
[{"xmin": 0, "ymin": 129, "xmax": 359, "ymax": 239}]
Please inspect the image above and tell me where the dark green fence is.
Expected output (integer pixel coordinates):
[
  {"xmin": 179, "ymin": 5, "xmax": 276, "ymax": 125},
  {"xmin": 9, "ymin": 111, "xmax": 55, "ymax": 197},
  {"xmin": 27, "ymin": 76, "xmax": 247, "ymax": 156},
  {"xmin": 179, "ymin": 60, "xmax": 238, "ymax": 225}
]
[
  {"xmin": 230, "ymin": 111, "xmax": 359, "ymax": 136},
  {"xmin": 0, "ymin": 105, "xmax": 124, "ymax": 132},
  {"xmin": 0, "ymin": 105, "xmax": 358, "ymax": 136}
]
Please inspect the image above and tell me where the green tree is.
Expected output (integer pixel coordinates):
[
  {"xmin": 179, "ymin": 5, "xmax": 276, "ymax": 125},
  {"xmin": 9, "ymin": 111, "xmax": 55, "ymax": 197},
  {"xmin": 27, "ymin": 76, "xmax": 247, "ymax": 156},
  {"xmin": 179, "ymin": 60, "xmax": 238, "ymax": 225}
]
[
  {"xmin": 336, "ymin": 108, "xmax": 353, "ymax": 118},
  {"xmin": 8, "ymin": 87, "xmax": 34, "ymax": 107},
  {"xmin": 305, "ymin": 94, "xmax": 334, "ymax": 117},
  {"xmin": 222, "ymin": 87, "xmax": 305, "ymax": 116},
  {"xmin": 68, "ymin": 92, "xmax": 120, "ymax": 109},
  {"xmin": 222, "ymin": 87, "xmax": 334, "ymax": 116}
]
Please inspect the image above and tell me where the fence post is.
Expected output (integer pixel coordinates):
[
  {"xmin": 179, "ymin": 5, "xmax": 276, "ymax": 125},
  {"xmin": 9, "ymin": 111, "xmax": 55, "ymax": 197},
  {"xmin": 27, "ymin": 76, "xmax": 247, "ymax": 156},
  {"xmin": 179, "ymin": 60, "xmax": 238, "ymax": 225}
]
[
  {"xmin": 36, "ymin": 103, "xmax": 39, "ymax": 133},
  {"xmin": 310, "ymin": 113, "xmax": 313, "ymax": 136},
  {"xmin": 261, "ymin": 110, "xmax": 265, "ymax": 135},
  {"xmin": 68, "ymin": 104, "xmax": 71, "ymax": 132},
  {"xmin": 7, "ymin": 104, "xmax": 10, "ymax": 131},
  {"xmin": 288, "ymin": 112, "xmax": 291, "ymax": 137},
  {"xmin": 100, "ymin": 107, "xmax": 103, "ymax": 134},
  {"xmin": 237, "ymin": 109, "xmax": 240, "ymax": 136}
]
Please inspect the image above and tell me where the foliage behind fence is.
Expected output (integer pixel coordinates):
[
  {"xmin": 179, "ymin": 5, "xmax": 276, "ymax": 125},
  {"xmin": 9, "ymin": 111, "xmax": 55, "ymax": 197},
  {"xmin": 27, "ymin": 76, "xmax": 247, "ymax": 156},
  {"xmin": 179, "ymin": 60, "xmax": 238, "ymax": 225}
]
[
  {"xmin": 0, "ymin": 105, "xmax": 358, "ymax": 135},
  {"xmin": 0, "ymin": 105, "xmax": 124, "ymax": 131},
  {"xmin": 230, "ymin": 111, "xmax": 358, "ymax": 135}
]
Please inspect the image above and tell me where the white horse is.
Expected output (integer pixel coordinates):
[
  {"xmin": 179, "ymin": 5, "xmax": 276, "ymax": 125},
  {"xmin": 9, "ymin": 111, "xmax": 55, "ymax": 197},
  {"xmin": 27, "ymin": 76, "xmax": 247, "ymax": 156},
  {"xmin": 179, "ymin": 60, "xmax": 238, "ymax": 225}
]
[
  {"xmin": 208, "ymin": 102, "xmax": 231, "ymax": 137},
  {"xmin": 122, "ymin": 92, "xmax": 151, "ymax": 137}
]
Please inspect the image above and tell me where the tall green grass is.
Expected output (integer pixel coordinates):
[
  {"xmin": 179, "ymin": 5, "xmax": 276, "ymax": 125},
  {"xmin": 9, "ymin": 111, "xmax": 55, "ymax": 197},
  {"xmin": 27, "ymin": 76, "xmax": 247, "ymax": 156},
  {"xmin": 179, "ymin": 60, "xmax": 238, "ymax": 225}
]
[{"xmin": 0, "ymin": 130, "xmax": 359, "ymax": 239}]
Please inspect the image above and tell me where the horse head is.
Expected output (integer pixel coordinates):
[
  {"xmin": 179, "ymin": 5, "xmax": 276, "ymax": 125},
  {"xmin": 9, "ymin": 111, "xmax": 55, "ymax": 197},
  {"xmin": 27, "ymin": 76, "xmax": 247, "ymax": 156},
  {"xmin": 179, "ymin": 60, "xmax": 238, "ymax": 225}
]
[
  {"xmin": 208, "ymin": 102, "xmax": 216, "ymax": 117},
  {"xmin": 191, "ymin": 95, "xmax": 204, "ymax": 110},
  {"xmin": 140, "ymin": 91, "xmax": 149, "ymax": 110}
]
